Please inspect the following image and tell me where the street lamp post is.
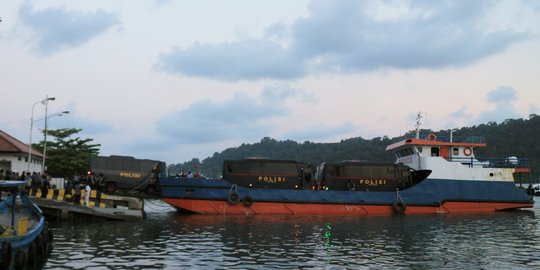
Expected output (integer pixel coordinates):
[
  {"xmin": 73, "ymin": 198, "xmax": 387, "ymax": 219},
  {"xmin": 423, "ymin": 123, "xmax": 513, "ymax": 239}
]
[
  {"xmin": 28, "ymin": 96, "xmax": 55, "ymax": 174},
  {"xmin": 42, "ymin": 110, "xmax": 69, "ymax": 174}
]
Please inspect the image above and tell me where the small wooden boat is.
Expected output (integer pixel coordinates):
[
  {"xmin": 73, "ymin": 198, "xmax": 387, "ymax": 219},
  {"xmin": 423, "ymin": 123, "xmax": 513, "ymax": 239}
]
[{"xmin": 0, "ymin": 181, "xmax": 53, "ymax": 269}]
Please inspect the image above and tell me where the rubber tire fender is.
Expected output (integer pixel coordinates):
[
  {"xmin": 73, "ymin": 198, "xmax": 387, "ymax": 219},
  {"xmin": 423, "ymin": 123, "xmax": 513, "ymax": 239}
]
[
  {"xmin": 0, "ymin": 241, "xmax": 12, "ymax": 269},
  {"xmin": 392, "ymin": 200, "xmax": 406, "ymax": 214},
  {"xmin": 33, "ymin": 235, "xmax": 45, "ymax": 257},
  {"xmin": 242, "ymin": 196, "xmax": 254, "ymax": 207},
  {"xmin": 46, "ymin": 228, "xmax": 54, "ymax": 252},
  {"xmin": 41, "ymin": 229, "xmax": 51, "ymax": 255},
  {"xmin": 13, "ymin": 249, "xmax": 26, "ymax": 270},
  {"xmin": 47, "ymin": 228, "xmax": 54, "ymax": 243},
  {"xmin": 227, "ymin": 191, "xmax": 240, "ymax": 205},
  {"xmin": 26, "ymin": 242, "xmax": 37, "ymax": 270}
]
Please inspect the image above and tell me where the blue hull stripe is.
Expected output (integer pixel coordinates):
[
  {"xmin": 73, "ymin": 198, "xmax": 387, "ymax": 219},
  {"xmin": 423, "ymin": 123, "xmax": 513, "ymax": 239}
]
[{"xmin": 160, "ymin": 178, "xmax": 532, "ymax": 206}]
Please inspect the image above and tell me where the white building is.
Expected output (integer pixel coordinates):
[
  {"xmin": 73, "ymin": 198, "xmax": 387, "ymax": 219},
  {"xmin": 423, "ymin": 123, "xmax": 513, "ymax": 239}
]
[{"xmin": 0, "ymin": 130, "xmax": 44, "ymax": 176}]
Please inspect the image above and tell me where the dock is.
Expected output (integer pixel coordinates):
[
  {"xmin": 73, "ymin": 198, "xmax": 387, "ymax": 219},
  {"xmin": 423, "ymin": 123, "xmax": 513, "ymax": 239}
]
[{"xmin": 28, "ymin": 189, "xmax": 145, "ymax": 221}]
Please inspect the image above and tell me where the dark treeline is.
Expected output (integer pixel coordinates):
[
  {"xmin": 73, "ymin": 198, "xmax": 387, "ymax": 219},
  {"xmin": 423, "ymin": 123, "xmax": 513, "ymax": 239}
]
[{"xmin": 169, "ymin": 114, "xmax": 540, "ymax": 181}]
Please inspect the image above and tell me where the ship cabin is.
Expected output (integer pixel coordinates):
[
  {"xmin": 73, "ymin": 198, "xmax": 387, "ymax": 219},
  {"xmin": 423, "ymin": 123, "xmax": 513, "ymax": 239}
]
[
  {"xmin": 314, "ymin": 161, "xmax": 425, "ymax": 191},
  {"xmin": 385, "ymin": 134, "xmax": 531, "ymax": 183},
  {"xmin": 222, "ymin": 158, "xmax": 313, "ymax": 189}
]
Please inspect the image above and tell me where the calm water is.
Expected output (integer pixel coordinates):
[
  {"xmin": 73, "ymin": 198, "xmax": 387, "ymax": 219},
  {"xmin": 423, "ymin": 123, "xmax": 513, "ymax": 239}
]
[{"xmin": 43, "ymin": 198, "xmax": 540, "ymax": 269}]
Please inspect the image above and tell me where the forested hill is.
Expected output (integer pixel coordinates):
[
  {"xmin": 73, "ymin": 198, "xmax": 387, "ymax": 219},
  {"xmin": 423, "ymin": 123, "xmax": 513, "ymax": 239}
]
[{"xmin": 170, "ymin": 114, "xmax": 540, "ymax": 180}]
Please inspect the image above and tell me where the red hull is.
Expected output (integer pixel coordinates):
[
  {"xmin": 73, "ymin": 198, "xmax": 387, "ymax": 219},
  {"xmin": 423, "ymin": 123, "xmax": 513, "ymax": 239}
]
[{"xmin": 162, "ymin": 198, "xmax": 533, "ymax": 215}]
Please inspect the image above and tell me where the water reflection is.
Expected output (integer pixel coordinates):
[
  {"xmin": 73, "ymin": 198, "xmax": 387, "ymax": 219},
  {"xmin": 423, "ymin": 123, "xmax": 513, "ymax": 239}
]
[{"xmin": 44, "ymin": 200, "xmax": 540, "ymax": 269}]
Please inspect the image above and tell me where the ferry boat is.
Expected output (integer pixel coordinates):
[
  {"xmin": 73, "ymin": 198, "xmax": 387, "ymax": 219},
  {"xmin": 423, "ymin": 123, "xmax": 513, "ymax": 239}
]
[
  {"xmin": 160, "ymin": 128, "xmax": 533, "ymax": 215},
  {"xmin": 0, "ymin": 181, "xmax": 53, "ymax": 269}
]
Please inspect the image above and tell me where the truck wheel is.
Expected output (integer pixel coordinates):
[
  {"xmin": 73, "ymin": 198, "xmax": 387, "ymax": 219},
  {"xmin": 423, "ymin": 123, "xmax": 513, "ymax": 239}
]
[{"xmin": 106, "ymin": 183, "xmax": 117, "ymax": 193}]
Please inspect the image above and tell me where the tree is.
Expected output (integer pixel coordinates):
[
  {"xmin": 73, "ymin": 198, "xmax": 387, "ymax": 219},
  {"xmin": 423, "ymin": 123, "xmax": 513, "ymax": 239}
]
[{"xmin": 34, "ymin": 128, "xmax": 100, "ymax": 178}]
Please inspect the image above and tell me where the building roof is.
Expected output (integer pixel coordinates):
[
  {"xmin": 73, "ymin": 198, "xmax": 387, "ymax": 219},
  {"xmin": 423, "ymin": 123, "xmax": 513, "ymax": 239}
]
[{"xmin": 0, "ymin": 130, "xmax": 44, "ymax": 158}]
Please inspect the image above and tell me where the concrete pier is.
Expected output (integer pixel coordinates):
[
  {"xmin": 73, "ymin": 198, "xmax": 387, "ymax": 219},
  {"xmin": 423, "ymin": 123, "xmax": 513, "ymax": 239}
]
[{"xmin": 28, "ymin": 189, "xmax": 145, "ymax": 221}]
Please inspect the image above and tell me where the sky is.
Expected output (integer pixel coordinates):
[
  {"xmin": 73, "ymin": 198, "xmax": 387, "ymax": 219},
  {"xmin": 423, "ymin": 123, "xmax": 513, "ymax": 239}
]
[{"xmin": 1, "ymin": 0, "xmax": 539, "ymax": 165}]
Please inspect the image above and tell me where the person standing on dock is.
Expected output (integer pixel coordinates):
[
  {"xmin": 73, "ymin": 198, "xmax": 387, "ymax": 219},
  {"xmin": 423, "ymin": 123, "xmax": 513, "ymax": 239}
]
[
  {"xmin": 74, "ymin": 181, "xmax": 81, "ymax": 204},
  {"xmin": 38, "ymin": 173, "xmax": 46, "ymax": 198},
  {"xmin": 25, "ymin": 172, "xmax": 32, "ymax": 190},
  {"xmin": 85, "ymin": 182, "xmax": 91, "ymax": 207}
]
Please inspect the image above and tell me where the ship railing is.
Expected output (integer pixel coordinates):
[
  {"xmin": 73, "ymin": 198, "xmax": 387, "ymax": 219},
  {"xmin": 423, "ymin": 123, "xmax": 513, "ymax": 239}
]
[
  {"xmin": 448, "ymin": 156, "xmax": 529, "ymax": 169},
  {"xmin": 413, "ymin": 134, "xmax": 486, "ymax": 143}
]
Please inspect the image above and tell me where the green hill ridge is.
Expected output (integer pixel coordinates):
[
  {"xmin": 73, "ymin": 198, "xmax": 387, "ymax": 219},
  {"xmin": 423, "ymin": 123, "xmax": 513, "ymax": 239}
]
[{"xmin": 170, "ymin": 115, "xmax": 540, "ymax": 181}]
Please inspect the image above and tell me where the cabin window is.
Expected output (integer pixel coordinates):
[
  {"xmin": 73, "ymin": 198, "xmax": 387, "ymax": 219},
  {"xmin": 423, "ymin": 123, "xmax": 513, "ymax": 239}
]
[
  {"xmin": 431, "ymin": 147, "xmax": 439, "ymax": 157},
  {"xmin": 395, "ymin": 147, "xmax": 415, "ymax": 158},
  {"xmin": 452, "ymin": 147, "xmax": 459, "ymax": 155},
  {"xmin": 416, "ymin": 147, "xmax": 423, "ymax": 153}
]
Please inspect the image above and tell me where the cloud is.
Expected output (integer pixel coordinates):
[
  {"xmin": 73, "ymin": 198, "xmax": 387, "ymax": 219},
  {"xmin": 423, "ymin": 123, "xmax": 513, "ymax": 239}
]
[
  {"xmin": 292, "ymin": 0, "xmax": 526, "ymax": 71},
  {"xmin": 478, "ymin": 86, "xmax": 520, "ymax": 123},
  {"xmin": 157, "ymin": 0, "xmax": 530, "ymax": 81},
  {"xmin": 156, "ymin": 87, "xmax": 299, "ymax": 144},
  {"xmin": 18, "ymin": 2, "xmax": 120, "ymax": 55},
  {"xmin": 34, "ymin": 104, "xmax": 113, "ymax": 135},
  {"xmin": 157, "ymin": 40, "xmax": 305, "ymax": 81},
  {"xmin": 528, "ymin": 104, "xmax": 539, "ymax": 115},
  {"xmin": 47, "ymin": 114, "xmax": 113, "ymax": 135},
  {"xmin": 444, "ymin": 106, "xmax": 474, "ymax": 128},
  {"xmin": 448, "ymin": 106, "xmax": 471, "ymax": 119},
  {"xmin": 486, "ymin": 85, "xmax": 518, "ymax": 103}
]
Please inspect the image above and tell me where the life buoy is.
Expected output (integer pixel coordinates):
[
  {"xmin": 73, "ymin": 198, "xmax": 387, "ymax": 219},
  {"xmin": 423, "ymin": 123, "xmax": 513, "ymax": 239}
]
[
  {"xmin": 0, "ymin": 241, "xmax": 12, "ymax": 269},
  {"xmin": 227, "ymin": 191, "xmax": 240, "ymax": 205},
  {"xmin": 392, "ymin": 200, "xmax": 406, "ymax": 214},
  {"xmin": 428, "ymin": 133, "xmax": 437, "ymax": 141},
  {"xmin": 13, "ymin": 249, "xmax": 26, "ymax": 270},
  {"xmin": 463, "ymin": 147, "xmax": 472, "ymax": 157},
  {"xmin": 242, "ymin": 196, "xmax": 254, "ymax": 207}
]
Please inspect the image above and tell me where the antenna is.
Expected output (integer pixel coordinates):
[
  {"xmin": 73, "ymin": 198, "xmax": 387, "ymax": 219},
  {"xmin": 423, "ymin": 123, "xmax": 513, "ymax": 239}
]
[{"xmin": 415, "ymin": 112, "xmax": 422, "ymax": 139}]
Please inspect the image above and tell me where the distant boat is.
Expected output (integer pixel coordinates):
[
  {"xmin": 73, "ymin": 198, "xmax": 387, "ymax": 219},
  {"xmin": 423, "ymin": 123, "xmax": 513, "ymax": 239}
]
[
  {"xmin": 160, "ymin": 128, "xmax": 533, "ymax": 215},
  {"xmin": 0, "ymin": 181, "xmax": 53, "ymax": 269}
]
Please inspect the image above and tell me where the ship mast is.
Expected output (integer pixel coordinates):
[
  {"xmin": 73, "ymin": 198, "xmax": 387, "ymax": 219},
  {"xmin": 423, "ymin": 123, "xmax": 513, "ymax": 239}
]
[{"xmin": 415, "ymin": 112, "xmax": 422, "ymax": 139}]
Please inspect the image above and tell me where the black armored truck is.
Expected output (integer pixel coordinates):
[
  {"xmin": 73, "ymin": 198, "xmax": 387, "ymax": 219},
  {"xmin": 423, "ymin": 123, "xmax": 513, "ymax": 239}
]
[{"xmin": 88, "ymin": 155, "xmax": 167, "ymax": 195}]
